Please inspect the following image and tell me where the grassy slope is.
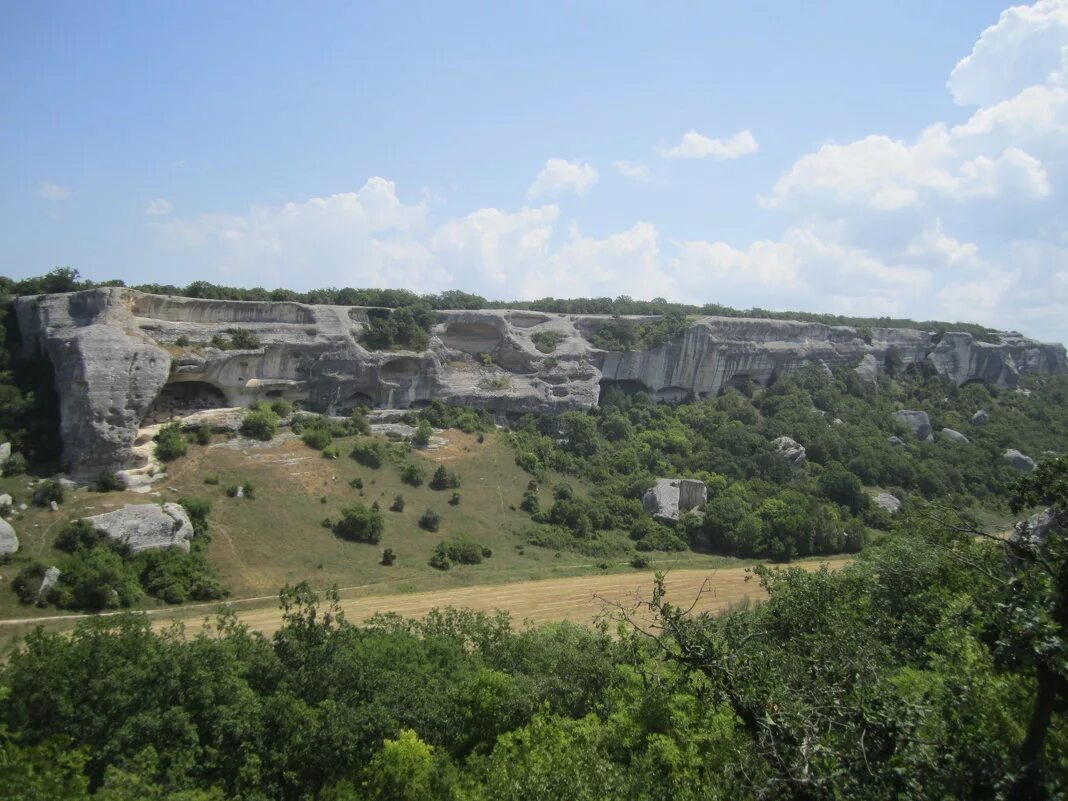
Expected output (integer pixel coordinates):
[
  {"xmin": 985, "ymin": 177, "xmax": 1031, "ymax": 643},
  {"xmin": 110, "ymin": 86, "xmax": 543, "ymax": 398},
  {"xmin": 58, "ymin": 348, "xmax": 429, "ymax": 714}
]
[{"xmin": 0, "ymin": 429, "xmax": 748, "ymax": 625}]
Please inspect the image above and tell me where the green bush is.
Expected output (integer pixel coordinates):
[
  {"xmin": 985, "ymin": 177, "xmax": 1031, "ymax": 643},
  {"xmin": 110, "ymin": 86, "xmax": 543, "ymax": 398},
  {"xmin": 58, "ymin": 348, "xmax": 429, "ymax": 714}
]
[
  {"xmin": 302, "ymin": 427, "xmax": 333, "ymax": 450},
  {"xmin": 390, "ymin": 494, "xmax": 405, "ymax": 512},
  {"xmin": 2, "ymin": 452, "xmax": 27, "ymax": 477},
  {"xmin": 380, "ymin": 548, "xmax": 396, "ymax": 566},
  {"xmin": 194, "ymin": 424, "xmax": 212, "ymax": 445},
  {"xmin": 401, "ymin": 462, "xmax": 425, "ymax": 486},
  {"xmin": 334, "ymin": 503, "xmax": 384, "ymax": 544},
  {"xmin": 31, "ymin": 479, "xmax": 64, "ymax": 508},
  {"xmin": 351, "ymin": 441, "xmax": 386, "ymax": 468},
  {"xmin": 204, "ymin": 473, "xmax": 220, "ymax": 485},
  {"xmin": 269, "ymin": 397, "xmax": 293, "ymax": 417},
  {"xmin": 154, "ymin": 423, "xmax": 188, "ymax": 461},
  {"xmin": 418, "ymin": 508, "xmax": 440, "ymax": 532},
  {"xmin": 449, "ymin": 491, "xmax": 461, "ymax": 506},
  {"xmin": 94, "ymin": 471, "xmax": 124, "ymax": 492},
  {"xmin": 531, "ymin": 330, "xmax": 565, "ymax": 353},
  {"xmin": 241, "ymin": 406, "xmax": 279, "ymax": 441},
  {"xmin": 54, "ymin": 519, "xmax": 108, "ymax": 553},
  {"xmin": 430, "ymin": 537, "xmax": 489, "ymax": 570},
  {"xmin": 412, "ymin": 419, "xmax": 433, "ymax": 448},
  {"xmin": 226, "ymin": 328, "xmax": 261, "ymax": 349},
  {"xmin": 11, "ymin": 563, "xmax": 46, "ymax": 605},
  {"xmin": 430, "ymin": 465, "xmax": 460, "ymax": 490},
  {"xmin": 136, "ymin": 548, "xmax": 225, "ymax": 604}
]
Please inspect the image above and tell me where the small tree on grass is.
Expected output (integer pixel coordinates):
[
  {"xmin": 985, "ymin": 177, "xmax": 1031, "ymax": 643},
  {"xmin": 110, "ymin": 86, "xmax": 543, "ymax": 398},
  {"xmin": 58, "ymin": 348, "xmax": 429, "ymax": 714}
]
[
  {"xmin": 430, "ymin": 465, "xmax": 460, "ymax": 490},
  {"xmin": 401, "ymin": 462, "xmax": 425, "ymax": 487},
  {"xmin": 241, "ymin": 404, "xmax": 278, "ymax": 441},
  {"xmin": 391, "ymin": 494, "xmax": 406, "ymax": 512},
  {"xmin": 334, "ymin": 503, "xmax": 384, "ymax": 544},
  {"xmin": 411, "ymin": 419, "xmax": 433, "ymax": 449},
  {"xmin": 381, "ymin": 548, "xmax": 396, "ymax": 566},
  {"xmin": 418, "ymin": 509, "xmax": 440, "ymax": 532},
  {"xmin": 154, "ymin": 423, "xmax": 187, "ymax": 461}
]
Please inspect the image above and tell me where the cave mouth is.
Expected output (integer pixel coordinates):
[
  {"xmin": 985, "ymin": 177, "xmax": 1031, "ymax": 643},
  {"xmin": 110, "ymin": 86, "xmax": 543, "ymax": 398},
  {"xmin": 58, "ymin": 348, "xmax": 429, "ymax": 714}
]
[
  {"xmin": 335, "ymin": 391, "xmax": 376, "ymax": 415},
  {"xmin": 441, "ymin": 322, "xmax": 504, "ymax": 354},
  {"xmin": 598, "ymin": 378, "xmax": 652, "ymax": 405},
  {"xmin": 143, "ymin": 380, "xmax": 228, "ymax": 424}
]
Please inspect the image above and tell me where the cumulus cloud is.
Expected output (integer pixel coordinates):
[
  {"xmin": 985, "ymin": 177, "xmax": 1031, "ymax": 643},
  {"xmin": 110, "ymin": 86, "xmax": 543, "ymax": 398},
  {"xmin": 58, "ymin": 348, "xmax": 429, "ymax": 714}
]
[
  {"xmin": 613, "ymin": 160, "xmax": 653, "ymax": 182},
  {"xmin": 145, "ymin": 198, "xmax": 173, "ymax": 216},
  {"xmin": 658, "ymin": 129, "xmax": 759, "ymax": 160},
  {"xmin": 38, "ymin": 181, "xmax": 70, "ymax": 200},
  {"xmin": 526, "ymin": 158, "xmax": 598, "ymax": 198}
]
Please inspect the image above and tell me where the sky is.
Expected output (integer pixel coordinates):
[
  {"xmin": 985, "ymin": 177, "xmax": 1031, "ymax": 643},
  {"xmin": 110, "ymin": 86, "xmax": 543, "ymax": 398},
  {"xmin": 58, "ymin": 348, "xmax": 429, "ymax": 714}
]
[{"xmin": 2, "ymin": 1, "xmax": 1067, "ymax": 341}]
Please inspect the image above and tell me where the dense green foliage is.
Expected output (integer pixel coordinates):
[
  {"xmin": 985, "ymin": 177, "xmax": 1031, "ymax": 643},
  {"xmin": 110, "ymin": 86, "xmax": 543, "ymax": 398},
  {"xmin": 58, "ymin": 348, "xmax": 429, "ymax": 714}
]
[
  {"xmin": 359, "ymin": 306, "xmax": 435, "ymax": 351},
  {"xmin": 3, "ymin": 456, "xmax": 1067, "ymax": 800},
  {"xmin": 12, "ymin": 500, "xmax": 225, "ymax": 610},
  {"xmin": 588, "ymin": 310, "xmax": 692, "ymax": 351},
  {"xmin": 505, "ymin": 366, "xmax": 1068, "ymax": 560},
  {"xmin": 154, "ymin": 423, "xmax": 189, "ymax": 461},
  {"xmin": 333, "ymin": 503, "xmax": 385, "ymax": 544},
  {"xmin": 240, "ymin": 403, "xmax": 279, "ymax": 441},
  {"xmin": 530, "ymin": 330, "xmax": 565, "ymax": 353},
  {"xmin": 429, "ymin": 537, "xmax": 491, "ymax": 570}
]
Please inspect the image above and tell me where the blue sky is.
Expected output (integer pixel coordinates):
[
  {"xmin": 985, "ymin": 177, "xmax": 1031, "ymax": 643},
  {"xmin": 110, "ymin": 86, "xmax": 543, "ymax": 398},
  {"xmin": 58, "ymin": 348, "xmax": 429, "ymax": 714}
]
[{"xmin": 3, "ymin": 1, "xmax": 1067, "ymax": 340}]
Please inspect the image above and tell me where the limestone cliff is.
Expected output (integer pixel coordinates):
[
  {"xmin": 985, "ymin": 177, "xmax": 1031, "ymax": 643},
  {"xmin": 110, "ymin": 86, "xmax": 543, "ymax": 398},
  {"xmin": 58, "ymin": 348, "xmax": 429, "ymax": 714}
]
[{"xmin": 14, "ymin": 288, "xmax": 1068, "ymax": 476}]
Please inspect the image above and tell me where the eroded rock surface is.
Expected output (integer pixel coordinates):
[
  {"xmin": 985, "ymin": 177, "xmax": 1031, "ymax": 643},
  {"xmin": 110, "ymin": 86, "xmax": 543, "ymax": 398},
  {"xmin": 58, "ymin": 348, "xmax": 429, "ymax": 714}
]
[
  {"xmin": 971, "ymin": 410, "xmax": 989, "ymax": 426},
  {"xmin": 773, "ymin": 436, "xmax": 807, "ymax": 466},
  {"xmin": 16, "ymin": 288, "xmax": 1067, "ymax": 473},
  {"xmin": 873, "ymin": 493, "xmax": 902, "ymax": 514},
  {"xmin": 1004, "ymin": 449, "xmax": 1037, "ymax": 472},
  {"xmin": 642, "ymin": 478, "xmax": 707, "ymax": 523},
  {"xmin": 85, "ymin": 502, "xmax": 194, "ymax": 553},
  {"xmin": 941, "ymin": 428, "xmax": 970, "ymax": 444},
  {"xmin": 0, "ymin": 518, "xmax": 18, "ymax": 555},
  {"xmin": 894, "ymin": 410, "xmax": 934, "ymax": 442}
]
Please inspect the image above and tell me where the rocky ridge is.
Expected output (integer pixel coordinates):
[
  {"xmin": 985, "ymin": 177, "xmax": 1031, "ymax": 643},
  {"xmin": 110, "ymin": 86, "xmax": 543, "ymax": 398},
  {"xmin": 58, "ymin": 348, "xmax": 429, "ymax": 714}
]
[{"xmin": 15, "ymin": 288, "xmax": 1068, "ymax": 477}]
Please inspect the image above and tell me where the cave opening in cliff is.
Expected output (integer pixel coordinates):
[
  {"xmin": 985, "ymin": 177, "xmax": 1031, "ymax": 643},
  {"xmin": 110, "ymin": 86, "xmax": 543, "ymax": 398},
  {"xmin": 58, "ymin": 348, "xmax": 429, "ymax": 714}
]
[
  {"xmin": 598, "ymin": 378, "xmax": 652, "ymax": 405},
  {"xmin": 143, "ymin": 380, "xmax": 229, "ymax": 424},
  {"xmin": 335, "ymin": 391, "xmax": 376, "ymax": 415}
]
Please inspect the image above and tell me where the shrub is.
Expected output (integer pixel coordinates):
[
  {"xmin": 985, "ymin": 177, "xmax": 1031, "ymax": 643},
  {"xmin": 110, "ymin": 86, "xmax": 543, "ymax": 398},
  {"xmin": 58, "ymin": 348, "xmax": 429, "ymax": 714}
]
[
  {"xmin": 175, "ymin": 334, "xmax": 190, "ymax": 347},
  {"xmin": 351, "ymin": 441, "xmax": 386, "ymax": 468},
  {"xmin": 350, "ymin": 477, "xmax": 364, "ymax": 490},
  {"xmin": 303, "ymin": 427, "xmax": 333, "ymax": 450},
  {"xmin": 226, "ymin": 485, "xmax": 240, "ymax": 498},
  {"xmin": 2, "ymin": 452, "xmax": 27, "ymax": 477},
  {"xmin": 449, "ymin": 492, "xmax": 461, "ymax": 506},
  {"xmin": 227, "ymin": 328, "xmax": 261, "ymax": 349},
  {"xmin": 630, "ymin": 554, "xmax": 651, "ymax": 569},
  {"xmin": 381, "ymin": 548, "xmax": 396, "ymax": 566},
  {"xmin": 241, "ymin": 407, "xmax": 278, "ymax": 441},
  {"xmin": 154, "ymin": 423, "xmax": 188, "ymax": 461},
  {"xmin": 401, "ymin": 462, "xmax": 425, "ymax": 487},
  {"xmin": 241, "ymin": 481, "xmax": 255, "ymax": 500},
  {"xmin": 322, "ymin": 445, "xmax": 340, "ymax": 459},
  {"xmin": 194, "ymin": 424, "xmax": 213, "ymax": 445},
  {"xmin": 31, "ymin": 479, "xmax": 64, "ymax": 508},
  {"xmin": 430, "ymin": 537, "xmax": 489, "ymax": 570},
  {"xmin": 269, "ymin": 397, "xmax": 293, "ymax": 417},
  {"xmin": 137, "ymin": 549, "xmax": 226, "ymax": 603},
  {"xmin": 390, "ymin": 494, "xmax": 405, "ymax": 512},
  {"xmin": 179, "ymin": 497, "xmax": 212, "ymax": 538},
  {"xmin": 429, "ymin": 549, "xmax": 451, "ymax": 570},
  {"xmin": 531, "ymin": 330, "xmax": 565, "ymax": 353},
  {"xmin": 204, "ymin": 473, "xmax": 220, "ymax": 485},
  {"xmin": 55, "ymin": 519, "xmax": 107, "ymax": 552},
  {"xmin": 334, "ymin": 503, "xmax": 384, "ymax": 544},
  {"xmin": 418, "ymin": 508, "xmax": 440, "ymax": 532},
  {"xmin": 210, "ymin": 333, "xmax": 231, "ymax": 350},
  {"xmin": 94, "ymin": 471, "xmax": 124, "ymax": 493},
  {"xmin": 430, "ymin": 465, "xmax": 460, "ymax": 490},
  {"xmin": 520, "ymin": 491, "xmax": 540, "ymax": 514},
  {"xmin": 12, "ymin": 563, "xmax": 46, "ymax": 605},
  {"xmin": 411, "ymin": 419, "xmax": 433, "ymax": 448}
]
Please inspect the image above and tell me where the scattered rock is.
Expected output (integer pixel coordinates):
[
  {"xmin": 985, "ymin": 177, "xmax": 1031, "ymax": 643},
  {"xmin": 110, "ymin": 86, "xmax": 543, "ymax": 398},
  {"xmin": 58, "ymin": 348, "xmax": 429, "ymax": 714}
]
[
  {"xmin": 854, "ymin": 353, "xmax": 879, "ymax": 386},
  {"xmin": 235, "ymin": 485, "xmax": 244, "ymax": 498},
  {"xmin": 888, "ymin": 436, "xmax": 905, "ymax": 447},
  {"xmin": 1014, "ymin": 508, "xmax": 1058, "ymax": 546},
  {"xmin": 0, "ymin": 493, "xmax": 12, "ymax": 507},
  {"xmin": 49, "ymin": 501, "xmax": 59, "ymax": 512},
  {"xmin": 18, "ymin": 503, "xmax": 27, "ymax": 511},
  {"xmin": 971, "ymin": 410, "xmax": 988, "ymax": 426},
  {"xmin": 642, "ymin": 478, "xmax": 707, "ymax": 524},
  {"xmin": 894, "ymin": 410, "xmax": 933, "ymax": 442},
  {"xmin": 1003, "ymin": 449, "xmax": 1036, "ymax": 472},
  {"xmin": 941, "ymin": 428, "xmax": 970, "ymax": 444},
  {"xmin": 0, "ymin": 518, "xmax": 18, "ymax": 555},
  {"xmin": 85, "ymin": 503, "xmax": 195, "ymax": 553},
  {"xmin": 0, "ymin": 442, "xmax": 10, "ymax": 467},
  {"xmin": 872, "ymin": 492, "xmax": 902, "ymax": 514},
  {"xmin": 773, "ymin": 436, "xmax": 807, "ymax": 466},
  {"xmin": 38, "ymin": 566, "xmax": 61, "ymax": 600}
]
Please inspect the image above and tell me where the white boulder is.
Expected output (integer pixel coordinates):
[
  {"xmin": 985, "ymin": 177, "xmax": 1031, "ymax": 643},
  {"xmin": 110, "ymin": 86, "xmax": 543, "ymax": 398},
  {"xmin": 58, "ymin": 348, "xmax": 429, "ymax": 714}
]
[{"xmin": 85, "ymin": 503, "xmax": 194, "ymax": 553}]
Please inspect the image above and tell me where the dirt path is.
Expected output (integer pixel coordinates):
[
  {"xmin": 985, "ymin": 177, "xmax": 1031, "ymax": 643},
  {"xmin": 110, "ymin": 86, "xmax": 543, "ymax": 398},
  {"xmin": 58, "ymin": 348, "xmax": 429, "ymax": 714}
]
[{"xmin": 159, "ymin": 557, "xmax": 850, "ymax": 638}]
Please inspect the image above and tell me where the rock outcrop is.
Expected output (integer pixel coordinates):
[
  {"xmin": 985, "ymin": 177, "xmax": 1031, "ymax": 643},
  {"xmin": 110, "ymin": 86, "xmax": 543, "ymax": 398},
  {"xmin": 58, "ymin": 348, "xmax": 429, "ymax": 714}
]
[
  {"xmin": 1004, "ymin": 449, "xmax": 1037, "ymax": 472},
  {"xmin": 941, "ymin": 428, "xmax": 970, "ymax": 444},
  {"xmin": 872, "ymin": 492, "xmax": 902, "ymax": 514},
  {"xmin": 0, "ymin": 442, "xmax": 9, "ymax": 467},
  {"xmin": 16, "ymin": 288, "xmax": 1067, "ymax": 474},
  {"xmin": 642, "ymin": 478, "xmax": 707, "ymax": 523},
  {"xmin": 1014, "ymin": 509, "xmax": 1058, "ymax": 546},
  {"xmin": 773, "ymin": 436, "xmax": 807, "ymax": 466},
  {"xmin": 38, "ymin": 566, "xmax": 61, "ymax": 600},
  {"xmin": 0, "ymin": 518, "xmax": 18, "ymax": 555},
  {"xmin": 894, "ymin": 410, "xmax": 934, "ymax": 442},
  {"xmin": 971, "ymin": 410, "xmax": 989, "ymax": 426},
  {"xmin": 85, "ymin": 503, "xmax": 194, "ymax": 553}
]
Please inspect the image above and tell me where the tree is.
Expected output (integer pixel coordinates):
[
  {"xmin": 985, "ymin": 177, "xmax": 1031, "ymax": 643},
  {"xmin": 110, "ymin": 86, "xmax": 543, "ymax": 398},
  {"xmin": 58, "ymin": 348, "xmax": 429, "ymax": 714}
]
[
  {"xmin": 153, "ymin": 423, "xmax": 188, "ymax": 461},
  {"xmin": 333, "ymin": 503, "xmax": 384, "ymax": 544},
  {"xmin": 411, "ymin": 420, "xmax": 432, "ymax": 449}
]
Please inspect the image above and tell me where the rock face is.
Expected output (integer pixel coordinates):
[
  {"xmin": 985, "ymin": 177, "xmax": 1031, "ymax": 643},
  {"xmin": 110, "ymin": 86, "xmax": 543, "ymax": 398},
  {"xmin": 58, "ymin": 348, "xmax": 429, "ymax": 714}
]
[
  {"xmin": 0, "ymin": 442, "xmax": 9, "ymax": 467},
  {"xmin": 1004, "ymin": 449, "xmax": 1037, "ymax": 472},
  {"xmin": 773, "ymin": 436, "xmax": 807, "ymax": 466},
  {"xmin": 941, "ymin": 428, "xmax": 970, "ymax": 444},
  {"xmin": 642, "ymin": 478, "xmax": 707, "ymax": 523},
  {"xmin": 85, "ymin": 503, "xmax": 194, "ymax": 553},
  {"xmin": 0, "ymin": 518, "xmax": 18, "ymax": 555},
  {"xmin": 971, "ymin": 410, "xmax": 989, "ymax": 426},
  {"xmin": 872, "ymin": 492, "xmax": 902, "ymax": 514},
  {"xmin": 888, "ymin": 436, "xmax": 905, "ymax": 447},
  {"xmin": 894, "ymin": 410, "xmax": 934, "ymax": 442},
  {"xmin": 38, "ymin": 566, "xmax": 61, "ymax": 600},
  {"xmin": 854, "ymin": 353, "xmax": 879, "ymax": 387},
  {"xmin": 16, "ymin": 288, "xmax": 1068, "ymax": 474},
  {"xmin": 1014, "ymin": 508, "xmax": 1058, "ymax": 546}
]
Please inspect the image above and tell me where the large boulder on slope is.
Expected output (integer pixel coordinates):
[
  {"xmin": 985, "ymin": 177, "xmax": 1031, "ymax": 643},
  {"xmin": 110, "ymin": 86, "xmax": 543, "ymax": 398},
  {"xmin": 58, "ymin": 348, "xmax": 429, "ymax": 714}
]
[
  {"xmin": 941, "ymin": 428, "xmax": 970, "ymax": 444},
  {"xmin": 854, "ymin": 354, "xmax": 879, "ymax": 387},
  {"xmin": 642, "ymin": 478, "xmax": 707, "ymax": 524},
  {"xmin": 872, "ymin": 493, "xmax": 902, "ymax": 514},
  {"xmin": 971, "ymin": 410, "xmax": 989, "ymax": 426},
  {"xmin": 894, "ymin": 410, "xmax": 933, "ymax": 442},
  {"xmin": 85, "ymin": 503, "xmax": 194, "ymax": 553},
  {"xmin": 1003, "ymin": 449, "xmax": 1036, "ymax": 473},
  {"xmin": 773, "ymin": 436, "xmax": 807, "ymax": 466},
  {"xmin": 0, "ymin": 518, "xmax": 18, "ymax": 555}
]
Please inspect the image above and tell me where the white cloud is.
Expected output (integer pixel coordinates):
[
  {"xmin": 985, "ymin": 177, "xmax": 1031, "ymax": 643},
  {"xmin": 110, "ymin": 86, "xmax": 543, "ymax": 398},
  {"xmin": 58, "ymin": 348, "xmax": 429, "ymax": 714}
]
[
  {"xmin": 430, "ymin": 206, "xmax": 558, "ymax": 286},
  {"xmin": 658, "ymin": 129, "xmax": 759, "ymax": 160},
  {"xmin": 145, "ymin": 198, "xmax": 173, "ymax": 216},
  {"xmin": 613, "ymin": 160, "xmax": 653, "ymax": 182},
  {"xmin": 38, "ymin": 181, "xmax": 70, "ymax": 200},
  {"xmin": 526, "ymin": 158, "xmax": 598, "ymax": 198},
  {"xmin": 948, "ymin": 0, "xmax": 1068, "ymax": 106}
]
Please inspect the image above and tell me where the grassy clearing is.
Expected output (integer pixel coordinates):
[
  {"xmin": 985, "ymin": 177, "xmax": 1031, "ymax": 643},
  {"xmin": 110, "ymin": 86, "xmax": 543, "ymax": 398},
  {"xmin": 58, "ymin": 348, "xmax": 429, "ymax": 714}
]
[{"xmin": 0, "ymin": 429, "xmax": 750, "ymax": 630}]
